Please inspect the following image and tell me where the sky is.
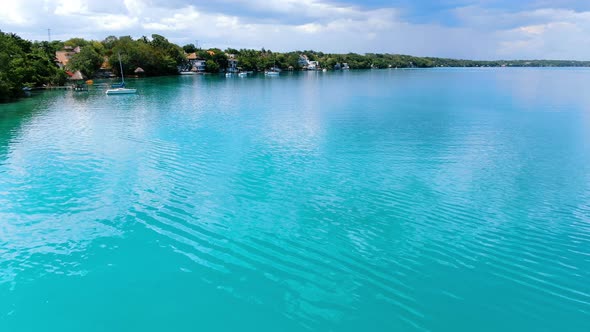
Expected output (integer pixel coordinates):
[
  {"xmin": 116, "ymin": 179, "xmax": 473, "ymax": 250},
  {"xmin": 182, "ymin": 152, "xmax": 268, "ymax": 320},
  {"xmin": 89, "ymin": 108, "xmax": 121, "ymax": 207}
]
[{"xmin": 1, "ymin": 0, "xmax": 590, "ymax": 60}]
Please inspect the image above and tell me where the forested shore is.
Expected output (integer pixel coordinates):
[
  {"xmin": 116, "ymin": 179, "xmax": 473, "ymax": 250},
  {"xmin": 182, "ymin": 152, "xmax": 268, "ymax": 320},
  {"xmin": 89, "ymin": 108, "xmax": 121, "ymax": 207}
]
[{"xmin": 2, "ymin": 30, "xmax": 590, "ymax": 101}]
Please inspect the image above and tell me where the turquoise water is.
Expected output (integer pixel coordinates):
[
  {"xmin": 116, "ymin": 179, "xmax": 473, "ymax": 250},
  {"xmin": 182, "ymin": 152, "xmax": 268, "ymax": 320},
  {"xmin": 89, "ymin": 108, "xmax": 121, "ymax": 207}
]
[{"xmin": 0, "ymin": 69, "xmax": 589, "ymax": 331}]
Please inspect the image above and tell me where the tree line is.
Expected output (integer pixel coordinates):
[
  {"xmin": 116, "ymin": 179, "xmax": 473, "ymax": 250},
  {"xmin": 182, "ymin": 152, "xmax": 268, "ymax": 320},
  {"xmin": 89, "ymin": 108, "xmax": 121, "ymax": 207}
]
[
  {"xmin": 0, "ymin": 31, "xmax": 67, "ymax": 101},
  {"xmin": 2, "ymin": 30, "xmax": 590, "ymax": 101}
]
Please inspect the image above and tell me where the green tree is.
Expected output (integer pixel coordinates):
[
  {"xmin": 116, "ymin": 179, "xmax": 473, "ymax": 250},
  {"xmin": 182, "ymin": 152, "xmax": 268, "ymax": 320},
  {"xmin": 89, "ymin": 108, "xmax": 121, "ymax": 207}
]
[
  {"xmin": 64, "ymin": 37, "xmax": 89, "ymax": 47},
  {"xmin": 68, "ymin": 45, "xmax": 103, "ymax": 77},
  {"xmin": 106, "ymin": 34, "xmax": 185, "ymax": 76},
  {"xmin": 205, "ymin": 60, "xmax": 219, "ymax": 73},
  {"xmin": 183, "ymin": 44, "xmax": 196, "ymax": 53},
  {"xmin": 209, "ymin": 49, "xmax": 228, "ymax": 70},
  {"xmin": 102, "ymin": 36, "xmax": 118, "ymax": 52},
  {"xmin": 0, "ymin": 31, "xmax": 64, "ymax": 101}
]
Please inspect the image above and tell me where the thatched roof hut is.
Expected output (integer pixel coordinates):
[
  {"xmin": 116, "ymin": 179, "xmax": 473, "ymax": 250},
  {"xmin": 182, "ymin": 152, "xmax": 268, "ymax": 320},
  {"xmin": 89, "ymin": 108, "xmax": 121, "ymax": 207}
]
[
  {"xmin": 134, "ymin": 67, "xmax": 145, "ymax": 74},
  {"xmin": 68, "ymin": 70, "xmax": 85, "ymax": 80}
]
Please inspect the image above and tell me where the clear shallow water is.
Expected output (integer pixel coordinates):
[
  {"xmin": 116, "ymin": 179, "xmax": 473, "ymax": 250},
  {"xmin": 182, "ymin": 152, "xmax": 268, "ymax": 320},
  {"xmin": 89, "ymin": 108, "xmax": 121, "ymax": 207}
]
[{"xmin": 0, "ymin": 69, "xmax": 589, "ymax": 331}]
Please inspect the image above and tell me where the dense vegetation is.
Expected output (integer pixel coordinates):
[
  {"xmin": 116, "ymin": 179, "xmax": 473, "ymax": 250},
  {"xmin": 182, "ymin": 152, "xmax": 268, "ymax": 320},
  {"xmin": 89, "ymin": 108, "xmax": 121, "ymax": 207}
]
[
  {"xmin": 2, "ymin": 30, "xmax": 590, "ymax": 102},
  {"xmin": 0, "ymin": 31, "xmax": 66, "ymax": 101},
  {"xmin": 104, "ymin": 35, "xmax": 185, "ymax": 76},
  {"xmin": 224, "ymin": 50, "xmax": 590, "ymax": 70}
]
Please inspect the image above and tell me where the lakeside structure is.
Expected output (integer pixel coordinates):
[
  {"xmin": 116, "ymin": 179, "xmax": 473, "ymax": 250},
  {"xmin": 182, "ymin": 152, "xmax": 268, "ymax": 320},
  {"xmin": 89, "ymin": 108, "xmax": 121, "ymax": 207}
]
[
  {"xmin": 4, "ymin": 30, "xmax": 590, "ymax": 101},
  {"xmin": 55, "ymin": 46, "xmax": 80, "ymax": 69},
  {"xmin": 186, "ymin": 53, "xmax": 206, "ymax": 72},
  {"xmin": 45, "ymin": 37, "xmax": 590, "ymax": 78},
  {"xmin": 227, "ymin": 54, "xmax": 239, "ymax": 73},
  {"xmin": 298, "ymin": 54, "xmax": 321, "ymax": 70}
]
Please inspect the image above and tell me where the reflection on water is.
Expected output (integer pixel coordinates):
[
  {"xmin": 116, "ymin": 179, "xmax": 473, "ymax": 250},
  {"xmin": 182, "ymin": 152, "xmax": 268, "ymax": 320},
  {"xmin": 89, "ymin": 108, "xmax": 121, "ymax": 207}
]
[{"xmin": 0, "ymin": 69, "xmax": 589, "ymax": 331}]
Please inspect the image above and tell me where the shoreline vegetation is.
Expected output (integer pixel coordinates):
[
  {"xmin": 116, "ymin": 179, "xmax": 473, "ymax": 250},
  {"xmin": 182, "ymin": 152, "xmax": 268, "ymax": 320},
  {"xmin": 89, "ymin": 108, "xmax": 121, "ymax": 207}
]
[{"xmin": 2, "ymin": 30, "xmax": 590, "ymax": 101}]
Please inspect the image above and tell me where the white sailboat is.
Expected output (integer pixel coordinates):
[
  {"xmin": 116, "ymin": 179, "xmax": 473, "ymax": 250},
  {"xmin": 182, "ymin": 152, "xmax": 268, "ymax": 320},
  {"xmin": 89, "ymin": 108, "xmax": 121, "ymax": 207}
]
[
  {"xmin": 264, "ymin": 69, "xmax": 280, "ymax": 76},
  {"xmin": 106, "ymin": 52, "xmax": 137, "ymax": 95},
  {"xmin": 264, "ymin": 57, "xmax": 281, "ymax": 76}
]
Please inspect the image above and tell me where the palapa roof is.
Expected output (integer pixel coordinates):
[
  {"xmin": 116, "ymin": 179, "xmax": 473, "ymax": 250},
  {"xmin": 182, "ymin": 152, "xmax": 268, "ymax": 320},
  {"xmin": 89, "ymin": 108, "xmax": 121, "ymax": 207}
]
[
  {"xmin": 55, "ymin": 51, "xmax": 72, "ymax": 66},
  {"xmin": 68, "ymin": 70, "xmax": 85, "ymax": 80},
  {"xmin": 187, "ymin": 53, "xmax": 205, "ymax": 61},
  {"xmin": 100, "ymin": 57, "xmax": 111, "ymax": 69},
  {"xmin": 55, "ymin": 47, "xmax": 81, "ymax": 66},
  {"xmin": 134, "ymin": 67, "xmax": 145, "ymax": 73}
]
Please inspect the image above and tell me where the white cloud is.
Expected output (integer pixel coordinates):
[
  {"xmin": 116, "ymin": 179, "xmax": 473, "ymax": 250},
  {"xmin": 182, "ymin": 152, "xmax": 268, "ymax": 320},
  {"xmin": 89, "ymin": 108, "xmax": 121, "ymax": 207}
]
[
  {"xmin": 1, "ymin": 0, "xmax": 590, "ymax": 59},
  {"xmin": 296, "ymin": 23, "xmax": 323, "ymax": 34},
  {"xmin": 54, "ymin": 0, "xmax": 89, "ymax": 16},
  {"xmin": 488, "ymin": 9, "xmax": 590, "ymax": 59},
  {"xmin": 0, "ymin": 1, "xmax": 45, "ymax": 25},
  {"xmin": 124, "ymin": 0, "xmax": 144, "ymax": 17},
  {"xmin": 89, "ymin": 14, "xmax": 139, "ymax": 31}
]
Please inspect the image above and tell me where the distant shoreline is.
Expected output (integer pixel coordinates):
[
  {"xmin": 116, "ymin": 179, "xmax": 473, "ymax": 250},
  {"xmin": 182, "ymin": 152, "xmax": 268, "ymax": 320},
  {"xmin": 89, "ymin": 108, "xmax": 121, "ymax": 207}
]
[{"xmin": 3, "ymin": 30, "xmax": 590, "ymax": 102}]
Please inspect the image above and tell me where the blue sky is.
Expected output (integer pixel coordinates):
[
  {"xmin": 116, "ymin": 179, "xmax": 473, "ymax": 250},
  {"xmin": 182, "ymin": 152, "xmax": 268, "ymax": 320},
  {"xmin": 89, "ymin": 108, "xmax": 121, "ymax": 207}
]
[{"xmin": 1, "ymin": 0, "xmax": 590, "ymax": 59}]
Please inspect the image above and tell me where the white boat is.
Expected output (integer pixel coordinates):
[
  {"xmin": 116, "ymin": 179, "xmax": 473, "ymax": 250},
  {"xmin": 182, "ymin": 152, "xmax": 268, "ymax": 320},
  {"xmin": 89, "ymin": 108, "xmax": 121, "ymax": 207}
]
[
  {"xmin": 106, "ymin": 52, "xmax": 136, "ymax": 95},
  {"xmin": 265, "ymin": 66, "xmax": 281, "ymax": 76},
  {"xmin": 238, "ymin": 72, "xmax": 247, "ymax": 77},
  {"xmin": 106, "ymin": 88, "xmax": 137, "ymax": 95},
  {"xmin": 179, "ymin": 71, "xmax": 196, "ymax": 75},
  {"xmin": 265, "ymin": 60, "xmax": 281, "ymax": 76}
]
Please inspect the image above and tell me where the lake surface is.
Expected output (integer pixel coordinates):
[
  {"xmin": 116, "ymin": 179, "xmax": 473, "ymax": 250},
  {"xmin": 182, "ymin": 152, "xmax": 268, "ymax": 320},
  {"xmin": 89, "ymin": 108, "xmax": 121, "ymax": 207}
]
[{"xmin": 1, "ymin": 69, "xmax": 589, "ymax": 331}]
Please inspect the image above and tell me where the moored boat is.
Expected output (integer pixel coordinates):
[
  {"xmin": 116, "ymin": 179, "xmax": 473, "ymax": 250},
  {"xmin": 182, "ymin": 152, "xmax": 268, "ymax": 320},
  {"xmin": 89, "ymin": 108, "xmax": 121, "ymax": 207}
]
[
  {"xmin": 106, "ymin": 88, "xmax": 137, "ymax": 95},
  {"xmin": 265, "ymin": 66, "xmax": 281, "ymax": 76},
  {"xmin": 107, "ymin": 52, "xmax": 136, "ymax": 95}
]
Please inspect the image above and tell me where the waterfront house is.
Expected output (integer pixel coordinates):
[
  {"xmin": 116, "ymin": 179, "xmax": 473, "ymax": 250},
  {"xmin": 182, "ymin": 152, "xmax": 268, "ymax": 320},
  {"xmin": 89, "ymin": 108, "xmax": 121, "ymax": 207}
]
[
  {"xmin": 67, "ymin": 70, "xmax": 88, "ymax": 91},
  {"xmin": 187, "ymin": 53, "xmax": 206, "ymax": 72},
  {"xmin": 68, "ymin": 70, "xmax": 85, "ymax": 80},
  {"xmin": 298, "ymin": 54, "xmax": 310, "ymax": 68},
  {"xmin": 96, "ymin": 57, "xmax": 115, "ymax": 78},
  {"xmin": 55, "ymin": 46, "xmax": 81, "ymax": 69},
  {"xmin": 308, "ymin": 60, "xmax": 319, "ymax": 70},
  {"xmin": 298, "ymin": 54, "xmax": 320, "ymax": 70},
  {"xmin": 226, "ymin": 54, "xmax": 239, "ymax": 73},
  {"xmin": 335, "ymin": 62, "xmax": 350, "ymax": 70}
]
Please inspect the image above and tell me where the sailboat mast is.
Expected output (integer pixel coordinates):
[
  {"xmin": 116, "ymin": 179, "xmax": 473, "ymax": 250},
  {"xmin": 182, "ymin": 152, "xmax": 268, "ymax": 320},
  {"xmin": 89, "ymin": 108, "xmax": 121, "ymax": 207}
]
[{"xmin": 118, "ymin": 52, "xmax": 125, "ymax": 83}]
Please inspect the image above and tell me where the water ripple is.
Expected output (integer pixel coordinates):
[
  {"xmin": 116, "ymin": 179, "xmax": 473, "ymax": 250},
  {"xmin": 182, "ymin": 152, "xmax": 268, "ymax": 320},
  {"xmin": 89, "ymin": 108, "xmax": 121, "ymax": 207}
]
[{"xmin": 1, "ymin": 70, "xmax": 590, "ymax": 331}]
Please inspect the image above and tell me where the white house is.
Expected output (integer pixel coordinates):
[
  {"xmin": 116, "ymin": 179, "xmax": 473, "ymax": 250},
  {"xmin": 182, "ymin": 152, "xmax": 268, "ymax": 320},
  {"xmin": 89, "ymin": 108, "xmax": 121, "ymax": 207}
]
[
  {"xmin": 187, "ymin": 53, "xmax": 206, "ymax": 72},
  {"xmin": 298, "ymin": 54, "xmax": 310, "ymax": 67},
  {"xmin": 226, "ymin": 54, "xmax": 239, "ymax": 73},
  {"xmin": 298, "ymin": 54, "xmax": 319, "ymax": 70}
]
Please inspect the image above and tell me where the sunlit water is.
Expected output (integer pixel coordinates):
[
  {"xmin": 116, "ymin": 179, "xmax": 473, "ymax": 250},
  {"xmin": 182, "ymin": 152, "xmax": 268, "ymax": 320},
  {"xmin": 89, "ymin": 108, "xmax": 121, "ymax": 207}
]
[{"xmin": 1, "ymin": 69, "xmax": 589, "ymax": 331}]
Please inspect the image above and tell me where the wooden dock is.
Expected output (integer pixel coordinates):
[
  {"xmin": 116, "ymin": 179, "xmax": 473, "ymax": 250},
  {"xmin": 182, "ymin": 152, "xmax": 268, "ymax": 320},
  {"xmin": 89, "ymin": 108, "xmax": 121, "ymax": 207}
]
[
  {"xmin": 73, "ymin": 84, "xmax": 88, "ymax": 92},
  {"xmin": 41, "ymin": 86, "xmax": 72, "ymax": 90},
  {"xmin": 38, "ymin": 85, "xmax": 89, "ymax": 91}
]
